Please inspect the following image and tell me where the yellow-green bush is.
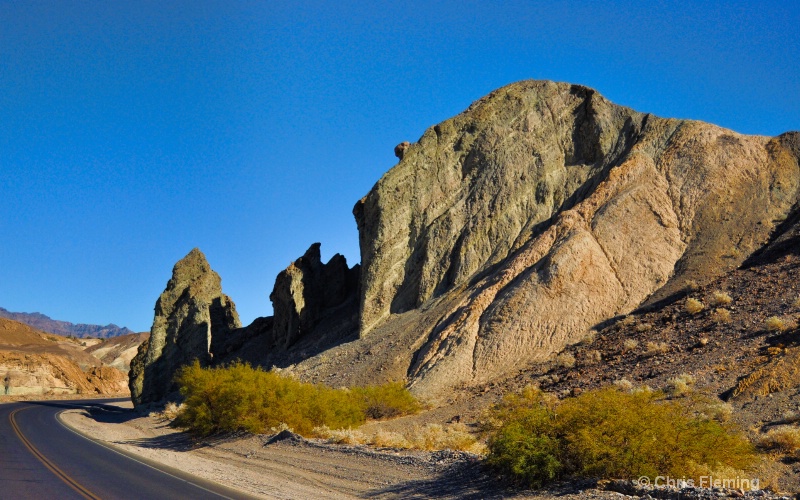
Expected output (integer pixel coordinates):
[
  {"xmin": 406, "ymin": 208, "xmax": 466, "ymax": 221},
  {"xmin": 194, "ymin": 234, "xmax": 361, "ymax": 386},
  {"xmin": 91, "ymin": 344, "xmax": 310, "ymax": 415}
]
[
  {"xmin": 174, "ymin": 361, "xmax": 418, "ymax": 436},
  {"xmin": 485, "ymin": 387, "xmax": 756, "ymax": 487},
  {"xmin": 351, "ymin": 381, "xmax": 422, "ymax": 419}
]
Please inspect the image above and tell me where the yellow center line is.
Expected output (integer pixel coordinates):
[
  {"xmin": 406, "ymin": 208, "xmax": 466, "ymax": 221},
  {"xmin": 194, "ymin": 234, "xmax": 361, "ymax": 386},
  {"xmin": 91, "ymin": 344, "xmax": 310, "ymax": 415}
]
[{"xmin": 9, "ymin": 406, "xmax": 102, "ymax": 500}]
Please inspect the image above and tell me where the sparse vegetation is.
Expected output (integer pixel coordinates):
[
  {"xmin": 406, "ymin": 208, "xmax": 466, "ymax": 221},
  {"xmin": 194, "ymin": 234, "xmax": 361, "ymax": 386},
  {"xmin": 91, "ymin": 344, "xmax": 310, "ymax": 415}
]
[
  {"xmin": 685, "ymin": 297, "xmax": 704, "ymax": 315},
  {"xmin": 765, "ymin": 316, "xmax": 788, "ymax": 332},
  {"xmin": 666, "ymin": 373, "xmax": 695, "ymax": 396},
  {"xmin": 582, "ymin": 349, "xmax": 602, "ymax": 364},
  {"xmin": 623, "ymin": 338, "xmax": 639, "ymax": 351},
  {"xmin": 732, "ymin": 348, "xmax": 800, "ymax": 399},
  {"xmin": 710, "ymin": 291, "xmax": 733, "ymax": 307},
  {"xmin": 174, "ymin": 361, "xmax": 419, "ymax": 436},
  {"xmin": 758, "ymin": 426, "xmax": 800, "ymax": 455},
  {"xmin": 484, "ymin": 386, "xmax": 755, "ymax": 488},
  {"xmin": 613, "ymin": 378, "xmax": 633, "ymax": 391},
  {"xmin": 645, "ymin": 341, "xmax": 669, "ymax": 356},
  {"xmin": 579, "ymin": 330, "xmax": 597, "ymax": 345},
  {"xmin": 711, "ymin": 308, "xmax": 732, "ymax": 323},
  {"xmin": 555, "ymin": 352, "xmax": 575, "ymax": 368},
  {"xmin": 313, "ymin": 422, "xmax": 485, "ymax": 454},
  {"xmin": 635, "ymin": 322, "xmax": 652, "ymax": 333}
]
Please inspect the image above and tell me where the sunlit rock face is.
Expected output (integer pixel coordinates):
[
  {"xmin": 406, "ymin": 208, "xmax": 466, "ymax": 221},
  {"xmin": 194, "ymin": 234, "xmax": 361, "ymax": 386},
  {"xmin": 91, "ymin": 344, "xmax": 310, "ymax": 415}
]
[
  {"xmin": 129, "ymin": 248, "xmax": 240, "ymax": 406},
  {"xmin": 351, "ymin": 80, "xmax": 799, "ymax": 400}
]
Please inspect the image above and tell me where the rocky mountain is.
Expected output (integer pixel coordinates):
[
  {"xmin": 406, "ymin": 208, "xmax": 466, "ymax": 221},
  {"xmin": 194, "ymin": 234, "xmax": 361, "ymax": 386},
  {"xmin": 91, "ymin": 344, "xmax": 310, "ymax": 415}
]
[
  {"xmin": 130, "ymin": 80, "xmax": 800, "ymax": 407},
  {"xmin": 0, "ymin": 307, "xmax": 134, "ymax": 339},
  {"xmin": 129, "ymin": 248, "xmax": 240, "ymax": 405},
  {"xmin": 0, "ymin": 318, "xmax": 129, "ymax": 396}
]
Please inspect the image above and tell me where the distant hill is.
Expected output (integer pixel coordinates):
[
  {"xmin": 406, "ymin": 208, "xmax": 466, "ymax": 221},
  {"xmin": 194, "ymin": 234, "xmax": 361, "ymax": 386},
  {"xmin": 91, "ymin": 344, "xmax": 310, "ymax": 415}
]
[
  {"xmin": 0, "ymin": 317, "xmax": 131, "ymax": 396},
  {"xmin": 0, "ymin": 307, "xmax": 134, "ymax": 339}
]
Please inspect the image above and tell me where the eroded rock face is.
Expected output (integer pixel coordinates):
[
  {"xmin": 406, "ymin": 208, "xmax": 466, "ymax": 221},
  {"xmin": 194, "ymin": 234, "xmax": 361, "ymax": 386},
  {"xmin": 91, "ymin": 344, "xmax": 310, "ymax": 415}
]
[
  {"xmin": 270, "ymin": 243, "xmax": 359, "ymax": 348},
  {"xmin": 129, "ymin": 248, "xmax": 240, "ymax": 406},
  {"xmin": 348, "ymin": 80, "xmax": 800, "ymax": 400}
]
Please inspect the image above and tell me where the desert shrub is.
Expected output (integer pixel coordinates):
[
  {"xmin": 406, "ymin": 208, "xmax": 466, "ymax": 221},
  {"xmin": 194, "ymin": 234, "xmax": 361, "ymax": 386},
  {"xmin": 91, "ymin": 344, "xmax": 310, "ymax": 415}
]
[
  {"xmin": 579, "ymin": 331, "xmax": 597, "ymax": 345},
  {"xmin": 620, "ymin": 315, "xmax": 636, "ymax": 327},
  {"xmin": 351, "ymin": 381, "xmax": 421, "ymax": 419},
  {"xmin": 613, "ymin": 378, "xmax": 634, "ymax": 391},
  {"xmin": 623, "ymin": 338, "xmax": 639, "ymax": 351},
  {"xmin": 314, "ymin": 422, "xmax": 483, "ymax": 453},
  {"xmin": 312, "ymin": 425, "xmax": 368, "ymax": 445},
  {"xmin": 486, "ymin": 387, "xmax": 755, "ymax": 488},
  {"xmin": 409, "ymin": 423, "xmax": 480, "ymax": 451},
  {"xmin": 685, "ymin": 298, "xmax": 704, "ymax": 315},
  {"xmin": 666, "ymin": 373, "xmax": 696, "ymax": 396},
  {"xmin": 555, "ymin": 352, "xmax": 576, "ymax": 368},
  {"xmin": 710, "ymin": 291, "xmax": 733, "ymax": 307},
  {"xmin": 711, "ymin": 308, "xmax": 732, "ymax": 324},
  {"xmin": 765, "ymin": 316, "xmax": 788, "ymax": 332},
  {"xmin": 174, "ymin": 361, "xmax": 418, "ymax": 436},
  {"xmin": 582, "ymin": 350, "xmax": 602, "ymax": 365},
  {"xmin": 635, "ymin": 322, "xmax": 652, "ymax": 333},
  {"xmin": 645, "ymin": 341, "xmax": 669, "ymax": 356},
  {"xmin": 758, "ymin": 426, "xmax": 800, "ymax": 454}
]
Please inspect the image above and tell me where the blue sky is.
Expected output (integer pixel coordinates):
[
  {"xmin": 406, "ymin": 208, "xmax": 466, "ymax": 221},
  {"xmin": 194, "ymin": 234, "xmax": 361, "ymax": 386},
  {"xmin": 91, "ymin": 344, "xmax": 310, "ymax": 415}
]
[{"xmin": 1, "ymin": 1, "xmax": 798, "ymax": 332}]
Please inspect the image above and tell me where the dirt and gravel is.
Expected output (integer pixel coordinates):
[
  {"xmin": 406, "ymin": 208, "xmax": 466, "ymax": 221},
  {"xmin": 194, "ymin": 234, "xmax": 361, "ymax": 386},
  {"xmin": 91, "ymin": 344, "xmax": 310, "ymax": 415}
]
[
  {"xmin": 60, "ymin": 400, "xmax": 533, "ymax": 499},
  {"xmin": 58, "ymin": 400, "xmax": 795, "ymax": 499}
]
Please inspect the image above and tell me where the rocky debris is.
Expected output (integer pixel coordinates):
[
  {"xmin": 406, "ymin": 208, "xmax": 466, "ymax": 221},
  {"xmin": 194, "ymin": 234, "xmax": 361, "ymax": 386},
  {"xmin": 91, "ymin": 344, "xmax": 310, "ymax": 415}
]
[
  {"xmin": 269, "ymin": 243, "xmax": 359, "ymax": 348},
  {"xmin": 0, "ymin": 306, "xmax": 134, "ymax": 339},
  {"xmin": 129, "ymin": 248, "xmax": 240, "ymax": 406},
  {"xmin": 265, "ymin": 429, "xmax": 304, "ymax": 444},
  {"xmin": 348, "ymin": 80, "xmax": 800, "ymax": 401},
  {"xmin": 394, "ymin": 141, "xmax": 410, "ymax": 159}
]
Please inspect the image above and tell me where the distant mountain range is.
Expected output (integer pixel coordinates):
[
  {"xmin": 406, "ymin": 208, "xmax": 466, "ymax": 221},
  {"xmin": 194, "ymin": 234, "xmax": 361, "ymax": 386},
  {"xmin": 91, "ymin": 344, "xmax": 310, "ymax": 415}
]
[{"xmin": 0, "ymin": 307, "xmax": 135, "ymax": 339}]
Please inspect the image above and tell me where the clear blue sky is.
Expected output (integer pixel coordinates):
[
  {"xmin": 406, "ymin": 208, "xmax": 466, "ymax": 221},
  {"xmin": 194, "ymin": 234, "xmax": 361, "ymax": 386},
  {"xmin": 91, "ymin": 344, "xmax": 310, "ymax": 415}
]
[{"xmin": 1, "ymin": 1, "xmax": 798, "ymax": 332}]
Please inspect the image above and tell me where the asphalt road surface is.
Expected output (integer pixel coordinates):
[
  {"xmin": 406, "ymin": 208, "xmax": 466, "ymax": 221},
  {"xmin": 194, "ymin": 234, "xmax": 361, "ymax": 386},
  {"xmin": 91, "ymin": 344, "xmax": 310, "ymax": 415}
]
[{"xmin": 0, "ymin": 398, "xmax": 254, "ymax": 499}]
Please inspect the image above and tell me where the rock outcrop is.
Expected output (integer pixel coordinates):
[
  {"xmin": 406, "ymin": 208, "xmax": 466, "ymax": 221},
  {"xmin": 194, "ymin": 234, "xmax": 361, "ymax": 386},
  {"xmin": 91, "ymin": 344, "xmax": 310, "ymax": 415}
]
[
  {"xmin": 129, "ymin": 80, "xmax": 800, "ymax": 406},
  {"xmin": 347, "ymin": 80, "xmax": 800, "ymax": 400},
  {"xmin": 270, "ymin": 243, "xmax": 359, "ymax": 348},
  {"xmin": 129, "ymin": 248, "xmax": 240, "ymax": 406}
]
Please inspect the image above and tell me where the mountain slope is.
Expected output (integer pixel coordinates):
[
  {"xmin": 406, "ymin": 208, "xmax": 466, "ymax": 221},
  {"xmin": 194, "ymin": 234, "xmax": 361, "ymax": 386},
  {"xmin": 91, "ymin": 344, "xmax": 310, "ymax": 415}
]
[{"xmin": 0, "ymin": 318, "xmax": 129, "ymax": 396}]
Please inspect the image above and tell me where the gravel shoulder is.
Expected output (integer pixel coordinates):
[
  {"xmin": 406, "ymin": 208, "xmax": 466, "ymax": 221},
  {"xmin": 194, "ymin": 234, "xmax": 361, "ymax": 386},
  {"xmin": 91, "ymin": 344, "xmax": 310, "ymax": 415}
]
[
  {"xmin": 60, "ymin": 402, "xmax": 795, "ymax": 499},
  {"xmin": 59, "ymin": 401, "xmax": 632, "ymax": 499}
]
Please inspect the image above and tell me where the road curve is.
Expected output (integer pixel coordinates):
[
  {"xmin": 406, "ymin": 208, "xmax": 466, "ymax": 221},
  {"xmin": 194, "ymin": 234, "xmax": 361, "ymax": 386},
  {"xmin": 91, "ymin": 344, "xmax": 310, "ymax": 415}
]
[{"xmin": 0, "ymin": 398, "xmax": 255, "ymax": 500}]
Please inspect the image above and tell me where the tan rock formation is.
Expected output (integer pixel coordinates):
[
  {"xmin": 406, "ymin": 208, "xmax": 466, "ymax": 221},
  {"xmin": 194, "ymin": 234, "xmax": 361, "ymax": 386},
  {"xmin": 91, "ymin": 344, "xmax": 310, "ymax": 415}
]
[
  {"xmin": 349, "ymin": 80, "xmax": 799, "ymax": 400},
  {"xmin": 0, "ymin": 318, "xmax": 129, "ymax": 396},
  {"xmin": 129, "ymin": 248, "xmax": 240, "ymax": 406}
]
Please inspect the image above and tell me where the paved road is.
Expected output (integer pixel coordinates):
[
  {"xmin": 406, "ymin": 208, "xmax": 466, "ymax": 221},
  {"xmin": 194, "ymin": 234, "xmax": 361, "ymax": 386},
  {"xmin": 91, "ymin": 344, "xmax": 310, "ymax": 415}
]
[{"xmin": 0, "ymin": 399, "xmax": 254, "ymax": 499}]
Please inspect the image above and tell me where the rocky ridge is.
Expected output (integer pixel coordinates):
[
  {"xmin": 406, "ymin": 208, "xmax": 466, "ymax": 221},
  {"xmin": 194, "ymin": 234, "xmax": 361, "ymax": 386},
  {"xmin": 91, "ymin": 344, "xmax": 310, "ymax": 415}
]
[
  {"xmin": 130, "ymin": 80, "xmax": 800, "ymax": 408},
  {"xmin": 0, "ymin": 306, "xmax": 134, "ymax": 339}
]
